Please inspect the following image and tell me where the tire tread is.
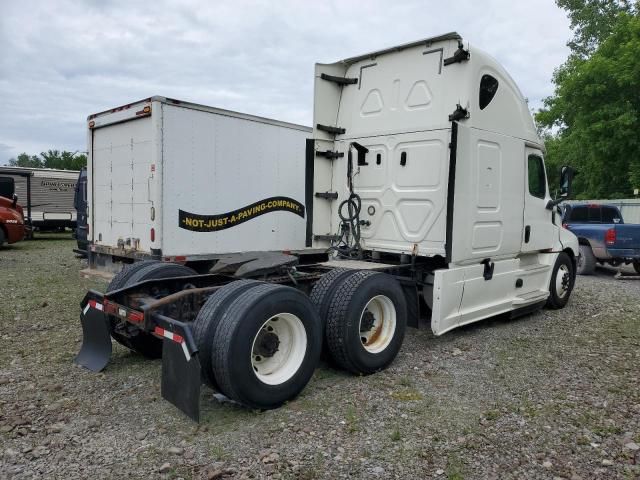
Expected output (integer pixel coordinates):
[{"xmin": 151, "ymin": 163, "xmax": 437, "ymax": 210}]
[
  {"xmin": 309, "ymin": 269, "xmax": 356, "ymax": 322},
  {"xmin": 212, "ymin": 283, "xmax": 281, "ymax": 404},
  {"xmin": 192, "ymin": 280, "xmax": 260, "ymax": 389},
  {"xmin": 577, "ymin": 244, "xmax": 596, "ymax": 275},
  {"xmin": 107, "ymin": 260, "xmax": 158, "ymax": 292},
  {"xmin": 325, "ymin": 270, "xmax": 379, "ymax": 373}
]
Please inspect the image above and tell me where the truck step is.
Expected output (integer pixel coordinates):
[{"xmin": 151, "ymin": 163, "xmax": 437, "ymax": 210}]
[
  {"xmin": 519, "ymin": 263, "xmax": 550, "ymax": 276},
  {"xmin": 513, "ymin": 289, "xmax": 549, "ymax": 306}
]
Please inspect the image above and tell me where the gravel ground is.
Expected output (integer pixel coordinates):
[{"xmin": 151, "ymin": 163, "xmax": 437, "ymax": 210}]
[{"xmin": 1, "ymin": 234, "xmax": 639, "ymax": 479}]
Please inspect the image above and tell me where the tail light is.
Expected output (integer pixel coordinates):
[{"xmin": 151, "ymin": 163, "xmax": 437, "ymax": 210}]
[
  {"xmin": 150, "ymin": 227, "xmax": 155, "ymax": 242},
  {"xmin": 562, "ymin": 223, "xmax": 569, "ymax": 229},
  {"xmin": 128, "ymin": 310, "xmax": 144, "ymax": 323},
  {"xmin": 605, "ymin": 228, "xmax": 616, "ymax": 245},
  {"xmin": 103, "ymin": 300, "xmax": 144, "ymax": 323}
]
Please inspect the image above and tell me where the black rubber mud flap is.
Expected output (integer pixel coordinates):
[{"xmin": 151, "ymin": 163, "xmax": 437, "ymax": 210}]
[
  {"xmin": 161, "ymin": 339, "xmax": 202, "ymax": 422},
  {"xmin": 75, "ymin": 305, "xmax": 112, "ymax": 372}
]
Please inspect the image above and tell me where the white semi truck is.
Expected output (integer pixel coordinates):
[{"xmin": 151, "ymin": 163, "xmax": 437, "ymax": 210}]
[
  {"xmin": 76, "ymin": 33, "xmax": 579, "ymax": 421},
  {"xmin": 85, "ymin": 96, "xmax": 312, "ymax": 273}
]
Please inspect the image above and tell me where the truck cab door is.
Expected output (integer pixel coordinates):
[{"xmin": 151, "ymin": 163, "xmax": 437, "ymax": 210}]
[{"xmin": 521, "ymin": 148, "xmax": 555, "ymax": 252}]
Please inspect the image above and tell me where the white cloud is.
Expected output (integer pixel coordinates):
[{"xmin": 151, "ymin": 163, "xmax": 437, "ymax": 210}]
[{"xmin": 0, "ymin": 0, "xmax": 571, "ymax": 163}]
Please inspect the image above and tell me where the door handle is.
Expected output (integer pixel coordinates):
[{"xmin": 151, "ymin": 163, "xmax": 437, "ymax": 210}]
[
  {"xmin": 525, "ymin": 225, "xmax": 531, "ymax": 243},
  {"xmin": 481, "ymin": 258, "xmax": 494, "ymax": 280}
]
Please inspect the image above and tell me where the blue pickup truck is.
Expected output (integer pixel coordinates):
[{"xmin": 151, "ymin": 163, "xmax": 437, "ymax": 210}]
[{"xmin": 563, "ymin": 204, "xmax": 640, "ymax": 275}]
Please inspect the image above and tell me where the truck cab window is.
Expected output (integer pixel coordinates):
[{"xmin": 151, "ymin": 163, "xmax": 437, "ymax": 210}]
[
  {"xmin": 0, "ymin": 177, "xmax": 14, "ymax": 199},
  {"xmin": 527, "ymin": 154, "xmax": 546, "ymax": 199},
  {"xmin": 601, "ymin": 206, "xmax": 622, "ymax": 224},
  {"xmin": 479, "ymin": 74, "xmax": 499, "ymax": 110},
  {"xmin": 568, "ymin": 206, "xmax": 587, "ymax": 222},
  {"xmin": 588, "ymin": 207, "xmax": 601, "ymax": 222}
]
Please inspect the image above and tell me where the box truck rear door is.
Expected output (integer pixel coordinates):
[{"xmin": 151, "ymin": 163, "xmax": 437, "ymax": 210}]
[{"xmin": 91, "ymin": 108, "xmax": 154, "ymax": 252}]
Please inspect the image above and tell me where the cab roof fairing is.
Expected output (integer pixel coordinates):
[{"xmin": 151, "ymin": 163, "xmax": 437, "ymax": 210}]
[{"xmin": 314, "ymin": 33, "xmax": 543, "ymax": 150}]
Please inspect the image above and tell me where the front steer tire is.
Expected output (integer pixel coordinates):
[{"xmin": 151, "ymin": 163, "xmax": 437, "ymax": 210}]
[
  {"xmin": 545, "ymin": 252, "xmax": 575, "ymax": 309},
  {"xmin": 325, "ymin": 271, "xmax": 407, "ymax": 375},
  {"xmin": 212, "ymin": 283, "xmax": 322, "ymax": 409}
]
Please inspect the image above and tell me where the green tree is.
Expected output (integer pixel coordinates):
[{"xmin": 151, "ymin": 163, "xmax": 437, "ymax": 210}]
[
  {"xmin": 8, "ymin": 153, "xmax": 43, "ymax": 168},
  {"xmin": 558, "ymin": 0, "xmax": 635, "ymax": 57},
  {"xmin": 8, "ymin": 150, "xmax": 86, "ymax": 170},
  {"xmin": 537, "ymin": 2, "xmax": 640, "ymax": 199},
  {"xmin": 40, "ymin": 150, "xmax": 87, "ymax": 170}
]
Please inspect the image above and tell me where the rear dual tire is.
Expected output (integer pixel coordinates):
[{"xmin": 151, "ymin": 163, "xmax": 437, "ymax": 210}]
[
  {"xmin": 309, "ymin": 269, "xmax": 359, "ymax": 326},
  {"xmin": 192, "ymin": 280, "xmax": 260, "ymax": 389},
  {"xmin": 320, "ymin": 270, "xmax": 408, "ymax": 375},
  {"xmin": 195, "ymin": 282, "xmax": 322, "ymax": 409}
]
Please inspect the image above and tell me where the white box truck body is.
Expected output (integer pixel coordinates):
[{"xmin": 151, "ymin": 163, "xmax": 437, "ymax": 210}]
[{"xmin": 86, "ymin": 97, "xmax": 311, "ymax": 270}]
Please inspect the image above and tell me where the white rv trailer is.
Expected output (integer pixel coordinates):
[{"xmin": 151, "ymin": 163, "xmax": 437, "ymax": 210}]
[
  {"xmin": 76, "ymin": 34, "xmax": 579, "ymax": 419},
  {"xmin": 0, "ymin": 166, "xmax": 79, "ymax": 230},
  {"xmin": 86, "ymin": 97, "xmax": 312, "ymax": 272}
]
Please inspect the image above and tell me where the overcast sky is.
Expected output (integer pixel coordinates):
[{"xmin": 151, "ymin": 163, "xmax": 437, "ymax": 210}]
[{"xmin": 0, "ymin": 0, "xmax": 572, "ymax": 164}]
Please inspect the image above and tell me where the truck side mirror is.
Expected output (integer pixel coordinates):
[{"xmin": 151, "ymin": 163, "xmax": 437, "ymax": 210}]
[
  {"xmin": 559, "ymin": 166, "xmax": 575, "ymax": 199},
  {"xmin": 12, "ymin": 193, "xmax": 18, "ymax": 208},
  {"xmin": 546, "ymin": 165, "xmax": 576, "ymax": 210}
]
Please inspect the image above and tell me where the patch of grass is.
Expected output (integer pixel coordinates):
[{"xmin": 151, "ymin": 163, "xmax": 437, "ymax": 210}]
[
  {"xmin": 519, "ymin": 395, "xmax": 537, "ymax": 418},
  {"xmin": 391, "ymin": 388, "xmax": 423, "ymax": 401},
  {"xmin": 312, "ymin": 366, "xmax": 341, "ymax": 382},
  {"xmin": 592, "ymin": 423, "xmax": 622, "ymax": 437},
  {"xmin": 446, "ymin": 453, "xmax": 465, "ymax": 480},
  {"xmin": 294, "ymin": 452, "xmax": 325, "ymax": 480},
  {"xmin": 576, "ymin": 435, "xmax": 591, "ymax": 446},
  {"xmin": 199, "ymin": 402, "xmax": 258, "ymax": 432},
  {"xmin": 397, "ymin": 376, "xmax": 414, "ymax": 387},
  {"xmin": 390, "ymin": 426, "xmax": 402, "ymax": 442},
  {"xmin": 209, "ymin": 444, "xmax": 228, "ymax": 461},
  {"xmin": 345, "ymin": 405, "xmax": 359, "ymax": 433},
  {"xmin": 484, "ymin": 409, "xmax": 500, "ymax": 421}
]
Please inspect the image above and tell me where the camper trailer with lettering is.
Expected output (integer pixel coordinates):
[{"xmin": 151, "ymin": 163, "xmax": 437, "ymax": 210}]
[{"xmin": 0, "ymin": 166, "xmax": 79, "ymax": 231}]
